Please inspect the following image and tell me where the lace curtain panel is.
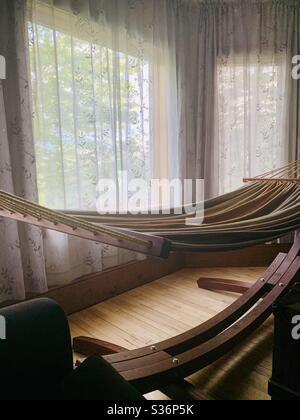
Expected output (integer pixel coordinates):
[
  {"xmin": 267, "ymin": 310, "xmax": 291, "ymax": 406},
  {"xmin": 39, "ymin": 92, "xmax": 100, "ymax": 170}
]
[
  {"xmin": 27, "ymin": 0, "xmax": 178, "ymax": 289},
  {"xmin": 175, "ymin": 0, "xmax": 300, "ymax": 197},
  {"xmin": 30, "ymin": 0, "xmax": 300, "ymax": 205},
  {"xmin": 28, "ymin": 0, "xmax": 178, "ymax": 210},
  {"xmin": 0, "ymin": 0, "xmax": 178, "ymax": 303}
]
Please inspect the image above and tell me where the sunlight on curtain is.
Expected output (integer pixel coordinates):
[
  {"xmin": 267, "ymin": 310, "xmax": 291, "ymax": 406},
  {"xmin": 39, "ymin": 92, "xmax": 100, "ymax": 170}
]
[
  {"xmin": 28, "ymin": 0, "xmax": 177, "ymax": 211},
  {"xmin": 25, "ymin": 0, "xmax": 178, "ymax": 287},
  {"xmin": 217, "ymin": 56, "xmax": 288, "ymax": 194},
  {"xmin": 175, "ymin": 0, "xmax": 299, "ymax": 198}
]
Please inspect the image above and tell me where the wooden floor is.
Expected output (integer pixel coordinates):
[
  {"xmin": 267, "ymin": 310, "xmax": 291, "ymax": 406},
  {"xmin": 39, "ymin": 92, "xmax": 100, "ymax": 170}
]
[{"xmin": 69, "ymin": 266, "xmax": 274, "ymax": 400}]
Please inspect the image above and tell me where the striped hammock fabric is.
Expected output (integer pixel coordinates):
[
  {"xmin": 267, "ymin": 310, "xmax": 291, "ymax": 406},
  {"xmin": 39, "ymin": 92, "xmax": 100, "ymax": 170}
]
[{"xmin": 68, "ymin": 161, "xmax": 300, "ymax": 252}]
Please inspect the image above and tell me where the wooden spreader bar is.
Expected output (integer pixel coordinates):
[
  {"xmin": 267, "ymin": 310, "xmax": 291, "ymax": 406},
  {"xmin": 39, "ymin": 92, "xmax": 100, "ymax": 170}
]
[
  {"xmin": 0, "ymin": 190, "xmax": 171, "ymax": 259},
  {"xmin": 244, "ymin": 177, "xmax": 300, "ymax": 184}
]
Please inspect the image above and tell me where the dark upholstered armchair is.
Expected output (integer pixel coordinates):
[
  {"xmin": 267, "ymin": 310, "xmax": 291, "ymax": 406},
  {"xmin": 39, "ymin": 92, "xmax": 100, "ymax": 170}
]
[{"xmin": 0, "ymin": 298, "xmax": 144, "ymax": 400}]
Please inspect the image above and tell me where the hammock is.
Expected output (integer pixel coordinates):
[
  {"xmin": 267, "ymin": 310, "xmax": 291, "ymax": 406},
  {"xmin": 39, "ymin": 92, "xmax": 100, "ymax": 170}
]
[
  {"xmin": 1, "ymin": 161, "xmax": 300, "ymax": 257},
  {"xmin": 68, "ymin": 160, "xmax": 300, "ymax": 253}
]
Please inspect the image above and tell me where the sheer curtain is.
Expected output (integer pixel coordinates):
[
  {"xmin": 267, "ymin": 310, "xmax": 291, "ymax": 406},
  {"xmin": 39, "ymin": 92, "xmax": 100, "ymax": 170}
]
[
  {"xmin": 27, "ymin": 0, "xmax": 178, "ymax": 287},
  {"xmin": 28, "ymin": 0, "xmax": 178, "ymax": 210},
  {"xmin": 175, "ymin": 0, "xmax": 300, "ymax": 197},
  {"xmin": 0, "ymin": 0, "xmax": 47, "ymax": 303},
  {"xmin": 0, "ymin": 0, "xmax": 178, "ymax": 302}
]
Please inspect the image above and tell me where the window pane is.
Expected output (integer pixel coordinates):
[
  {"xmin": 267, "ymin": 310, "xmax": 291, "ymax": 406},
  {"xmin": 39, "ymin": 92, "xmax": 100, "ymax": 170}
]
[
  {"xmin": 29, "ymin": 22, "xmax": 151, "ymax": 210},
  {"xmin": 217, "ymin": 55, "xmax": 288, "ymax": 194}
]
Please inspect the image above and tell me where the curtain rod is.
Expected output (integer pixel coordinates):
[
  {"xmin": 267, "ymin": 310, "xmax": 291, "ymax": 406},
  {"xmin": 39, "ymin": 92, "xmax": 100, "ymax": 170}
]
[{"xmin": 182, "ymin": 0, "xmax": 300, "ymax": 6}]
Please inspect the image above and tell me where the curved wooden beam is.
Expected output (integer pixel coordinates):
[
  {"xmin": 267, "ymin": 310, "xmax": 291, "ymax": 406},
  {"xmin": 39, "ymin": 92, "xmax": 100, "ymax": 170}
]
[
  {"xmin": 75, "ymin": 250, "xmax": 291, "ymax": 368},
  {"xmin": 73, "ymin": 338, "xmax": 210, "ymax": 400},
  {"xmin": 118, "ymin": 257, "xmax": 300, "ymax": 393},
  {"xmin": 105, "ymin": 249, "xmax": 290, "ymax": 362},
  {"xmin": 72, "ymin": 237, "xmax": 300, "ymax": 394},
  {"xmin": 71, "ymin": 241, "xmax": 300, "ymax": 393}
]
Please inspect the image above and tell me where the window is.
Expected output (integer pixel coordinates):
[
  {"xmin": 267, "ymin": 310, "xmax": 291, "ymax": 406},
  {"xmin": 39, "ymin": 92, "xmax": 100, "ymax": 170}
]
[
  {"xmin": 217, "ymin": 55, "xmax": 288, "ymax": 194},
  {"xmin": 28, "ymin": 4, "xmax": 152, "ymax": 210}
]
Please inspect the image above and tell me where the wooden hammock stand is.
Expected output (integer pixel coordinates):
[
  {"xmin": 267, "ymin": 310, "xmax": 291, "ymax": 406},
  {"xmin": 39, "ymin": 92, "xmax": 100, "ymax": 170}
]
[
  {"xmin": 73, "ymin": 171, "xmax": 300, "ymax": 396},
  {"xmin": 74, "ymin": 235, "xmax": 300, "ymax": 395}
]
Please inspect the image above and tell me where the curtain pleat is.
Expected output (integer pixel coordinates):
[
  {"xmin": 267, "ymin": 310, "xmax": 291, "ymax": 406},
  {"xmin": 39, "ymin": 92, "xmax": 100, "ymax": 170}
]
[{"xmin": 0, "ymin": 0, "xmax": 47, "ymax": 302}]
